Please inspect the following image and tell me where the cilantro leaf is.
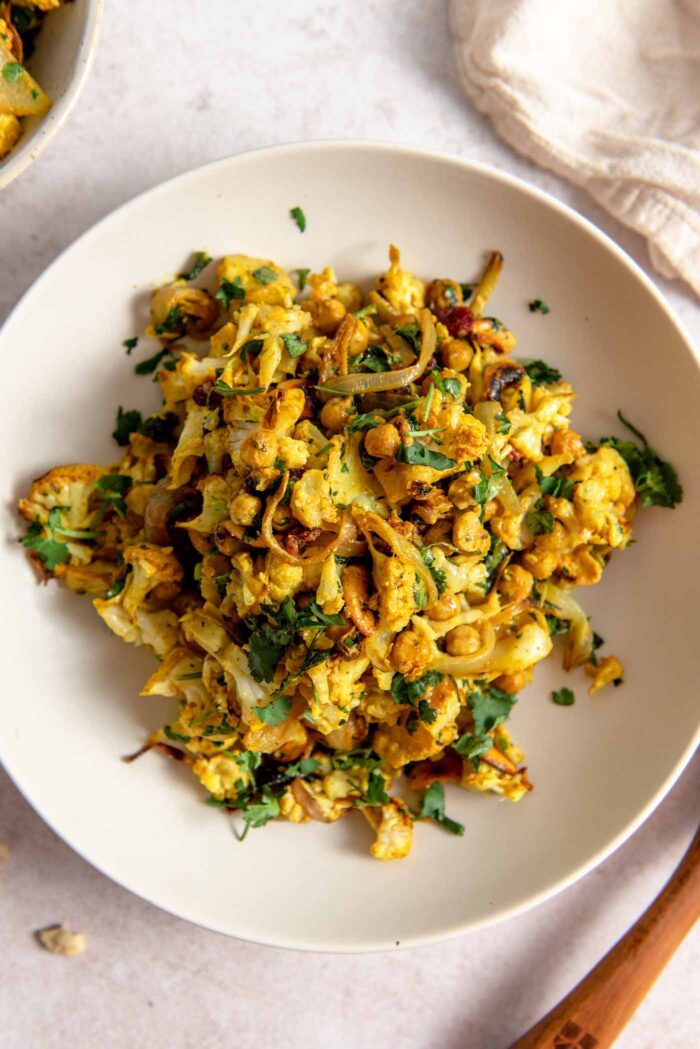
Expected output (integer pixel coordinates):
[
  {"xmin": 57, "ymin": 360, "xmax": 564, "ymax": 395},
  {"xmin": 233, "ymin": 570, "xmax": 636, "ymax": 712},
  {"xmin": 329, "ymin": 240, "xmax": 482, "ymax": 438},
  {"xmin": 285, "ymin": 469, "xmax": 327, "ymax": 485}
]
[
  {"xmin": 536, "ymin": 467, "xmax": 576, "ymax": 500},
  {"xmin": 394, "ymin": 324, "xmax": 421, "ymax": 351},
  {"xmin": 112, "ymin": 407, "xmax": 142, "ymax": 446},
  {"xmin": 122, "ymin": 336, "xmax": 138, "ymax": 353},
  {"xmin": 351, "ymin": 344, "xmax": 397, "ymax": 373},
  {"xmin": 453, "ymin": 732, "xmax": 493, "ymax": 765},
  {"xmin": 552, "ymin": 687, "xmax": 575, "ymax": 706},
  {"xmin": 290, "ymin": 206, "xmax": 306, "ymax": 232},
  {"xmin": 495, "ymin": 409, "xmax": 511, "ymax": 435},
  {"xmin": 138, "ymin": 412, "xmax": 179, "ymax": 443},
  {"xmin": 285, "ymin": 757, "xmax": 320, "ymax": 777},
  {"xmin": 417, "ymin": 783, "xmax": 465, "ymax": 836},
  {"xmin": 522, "ymin": 359, "xmax": 561, "ymax": 386},
  {"xmin": 178, "ymin": 251, "xmax": 212, "ymax": 281},
  {"xmin": 215, "ymin": 277, "xmax": 246, "ymax": 308},
  {"xmin": 396, "ymin": 441, "xmax": 456, "ymax": 471},
  {"xmin": 468, "ymin": 685, "xmax": 517, "ymax": 735},
  {"xmin": 105, "ymin": 576, "xmax": 126, "ymax": 600},
  {"xmin": 528, "ymin": 299, "xmax": 550, "ymax": 314},
  {"xmin": 164, "ymin": 725, "xmax": 190, "ymax": 745},
  {"xmin": 280, "ymin": 332, "xmax": 307, "ymax": 358},
  {"xmin": 2, "ymin": 62, "xmax": 23, "ymax": 83},
  {"xmin": 481, "ymin": 535, "xmax": 507, "ymax": 593},
  {"xmin": 240, "ymin": 788, "xmax": 280, "ymax": 831},
  {"xmin": 294, "ymin": 268, "xmax": 310, "ymax": 291},
  {"xmin": 253, "ymin": 696, "xmax": 293, "ymax": 726},
  {"xmin": 252, "ymin": 266, "xmax": 277, "ymax": 285},
  {"xmin": 599, "ymin": 411, "xmax": 682, "ymax": 509},
  {"xmin": 355, "ymin": 768, "xmax": 391, "ymax": 808},
  {"xmin": 474, "ymin": 456, "xmax": 506, "ymax": 512},
  {"xmin": 154, "ymin": 306, "xmax": 185, "ymax": 336},
  {"xmin": 390, "ymin": 670, "xmax": 443, "ymax": 707},
  {"xmin": 134, "ymin": 347, "xmax": 174, "ymax": 375},
  {"xmin": 418, "ymin": 699, "xmax": 437, "ymax": 725},
  {"xmin": 353, "ymin": 304, "xmax": 377, "ymax": 320},
  {"xmin": 19, "ymin": 522, "xmax": 69, "ymax": 571},
  {"xmin": 525, "ymin": 507, "xmax": 555, "ymax": 535},
  {"xmin": 432, "ymin": 372, "xmax": 462, "ymax": 398},
  {"xmin": 296, "ymin": 600, "xmax": 345, "ymax": 629},
  {"xmin": 247, "ymin": 624, "xmax": 291, "ymax": 682},
  {"xmin": 546, "ymin": 614, "xmax": 569, "ymax": 637},
  {"xmin": 347, "ymin": 412, "xmax": 380, "ymax": 433},
  {"xmin": 419, "ymin": 546, "xmax": 447, "ymax": 595}
]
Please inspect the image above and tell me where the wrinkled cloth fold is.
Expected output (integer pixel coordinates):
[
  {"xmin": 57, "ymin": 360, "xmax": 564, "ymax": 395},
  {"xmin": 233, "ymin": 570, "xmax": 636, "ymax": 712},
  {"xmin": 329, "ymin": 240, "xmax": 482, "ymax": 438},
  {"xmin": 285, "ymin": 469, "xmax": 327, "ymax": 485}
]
[{"xmin": 450, "ymin": 0, "xmax": 700, "ymax": 295}]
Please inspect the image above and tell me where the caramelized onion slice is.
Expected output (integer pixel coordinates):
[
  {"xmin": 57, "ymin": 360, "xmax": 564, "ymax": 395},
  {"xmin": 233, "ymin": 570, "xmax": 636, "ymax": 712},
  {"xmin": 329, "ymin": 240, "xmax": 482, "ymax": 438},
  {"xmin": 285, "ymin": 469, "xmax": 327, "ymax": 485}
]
[
  {"xmin": 261, "ymin": 472, "xmax": 352, "ymax": 565},
  {"xmin": 325, "ymin": 309, "xmax": 436, "ymax": 396},
  {"xmin": 353, "ymin": 507, "xmax": 438, "ymax": 608}
]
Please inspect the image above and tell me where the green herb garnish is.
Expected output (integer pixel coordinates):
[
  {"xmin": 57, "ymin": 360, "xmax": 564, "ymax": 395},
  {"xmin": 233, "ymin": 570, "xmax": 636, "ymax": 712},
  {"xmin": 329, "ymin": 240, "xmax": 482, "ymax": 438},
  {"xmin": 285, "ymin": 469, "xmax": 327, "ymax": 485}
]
[
  {"xmin": 599, "ymin": 411, "xmax": 682, "ymax": 509},
  {"xmin": 178, "ymin": 251, "xmax": 212, "ymax": 281},
  {"xmin": 290, "ymin": 206, "xmax": 306, "ymax": 232},
  {"xmin": 552, "ymin": 687, "xmax": 575, "ymax": 706},
  {"xmin": 416, "ymin": 783, "xmax": 465, "ymax": 836},
  {"xmin": 528, "ymin": 299, "xmax": 550, "ymax": 314}
]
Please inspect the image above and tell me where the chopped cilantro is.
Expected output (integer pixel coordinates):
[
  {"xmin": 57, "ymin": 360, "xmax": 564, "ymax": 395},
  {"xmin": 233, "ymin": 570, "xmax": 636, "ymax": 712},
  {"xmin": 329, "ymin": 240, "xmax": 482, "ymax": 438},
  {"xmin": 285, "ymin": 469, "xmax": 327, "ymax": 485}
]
[
  {"xmin": 237, "ymin": 788, "xmax": 280, "ymax": 835},
  {"xmin": 294, "ymin": 268, "xmax": 310, "ymax": 290},
  {"xmin": 93, "ymin": 474, "xmax": 132, "ymax": 522},
  {"xmin": 353, "ymin": 304, "xmax": 377, "ymax": 320},
  {"xmin": 396, "ymin": 441, "xmax": 456, "ymax": 471},
  {"xmin": 213, "ymin": 381, "xmax": 264, "ymax": 397},
  {"xmin": 154, "ymin": 306, "xmax": 185, "ymax": 336},
  {"xmin": 432, "ymin": 371, "xmax": 462, "ymax": 397},
  {"xmin": 417, "ymin": 783, "xmax": 465, "ymax": 836},
  {"xmin": 252, "ymin": 266, "xmax": 277, "ymax": 285},
  {"xmin": 495, "ymin": 410, "xmax": 511, "ymax": 435},
  {"xmin": 280, "ymin": 332, "xmax": 307, "ymax": 358},
  {"xmin": 391, "ymin": 669, "xmax": 443, "ymax": 707},
  {"xmin": 525, "ymin": 507, "xmax": 555, "ymax": 535},
  {"xmin": 536, "ymin": 466, "xmax": 576, "ymax": 500},
  {"xmin": 178, "ymin": 251, "xmax": 212, "ymax": 281},
  {"xmin": 522, "ymin": 359, "xmax": 561, "ymax": 386},
  {"xmin": 552, "ymin": 687, "xmax": 575, "ymax": 706},
  {"xmin": 528, "ymin": 299, "xmax": 550, "ymax": 314},
  {"xmin": 19, "ymin": 522, "xmax": 69, "ymax": 571},
  {"xmin": 351, "ymin": 343, "xmax": 397, "ymax": 373},
  {"xmin": 474, "ymin": 456, "xmax": 506, "ymax": 513},
  {"xmin": 453, "ymin": 732, "xmax": 493, "ymax": 765},
  {"xmin": 253, "ymin": 696, "xmax": 292, "ymax": 726},
  {"xmin": 2, "ymin": 62, "xmax": 23, "ymax": 83},
  {"xmin": 215, "ymin": 277, "xmax": 246, "ymax": 308},
  {"xmin": 418, "ymin": 699, "xmax": 437, "ymax": 725},
  {"xmin": 394, "ymin": 323, "xmax": 421, "ymax": 351},
  {"xmin": 105, "ymin": 576, "xmax": 126, "ymax": 600},
  {"xmin": 134, "ymin": 346, "xmax": 174, "ymax": 375},
  {"xmin": 481, "ymin": 535, "xmax": 507, "ymax": 592},
  {"xmin": 419, "ymin": 546, "xmax": 447, "ymax": 595},
  {"xmin": 599, "ymin": 411, "xmax": 682, "ymax": 508},
  {"xmin": 290, "ymin": 206, "xmax": 306, "ymax": 232},
  {"xmin": 122, "ymin": 336, "xmax": 138, "ymax": 353},
  {"xmin": 347, "ymin": 412, "xmax": 380, "ymax": 433},
  {"xmin": 469, "ymin": 685, "xmax": 517, "ymax": 735},
  {"xmin": 285, "ymin": 757, "xmax": 320, "ymax": 777},
  {"xmin": 164, "ymin": 725, "xmax": 190, "ymax": 745},
  {"xmin": 546, "ymin": 614, "xmax": 569, "ymax": 637},
  {"xmin": 355, "ymin": 768, "xmax": 391, "ymax": 808}
]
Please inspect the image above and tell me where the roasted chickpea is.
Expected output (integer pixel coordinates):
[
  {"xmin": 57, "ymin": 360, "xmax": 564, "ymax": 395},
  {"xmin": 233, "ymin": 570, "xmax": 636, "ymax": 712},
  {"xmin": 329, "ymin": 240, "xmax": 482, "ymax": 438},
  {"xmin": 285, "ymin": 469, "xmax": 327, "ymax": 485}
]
[
  {"xmin": 347, "ymin": 320, "xmax": 370, "ymax": 357},
  {"xmin": 335, "ymin": 281, "xmax": 364, "ymax": 313},
  {"xmin": 550, "ymin": 428, "xmax": 586, "ymax": 459},
  {"xmin": 391, "ymin": 629, "xmax": 432, "ymax": 679},
  {"xmin": 364, "ymin": 423, "xmax": 400, "ymax": 459},
  {"xmin": 240, "ymin": 429, "xmax": 278, "ymax": 469},
  {"xmin": 445, "ymin": 624, "xmax": 482, "ymax": 657},
  {"xmin": 493, "ymin": 670, "xmax": 531, "ymax": 694},
  {"xmin": 497, "ymin": 564, "xmax": 534, "ymax": 603},
  {"xmin": 320, "ymin": 396, "xmax": 353, "ymax": 433},
  {"xmin": 427, "ymin": 590, "xmax": 459, "ymax": 621},
  {"xmin": 452, "ymin": 511, "xmax": 490, "ymax": 555},
  {"xmin": 315, "ymin": 298, "xmax": 347, "ymax": 335},
  {"xmin": 441, "ymin": 338, "xmax": 473, "ymax": 372},
  {"xmin": 229, "ymin": 492, "xmax": 262, "ymax": 527},
  {"xmin": 426, "ymin": 279, "xmax": 463, "ymax": 313},
  {"xmin": 448, "ymin": 470, "xmax": 480, "ymax": 510}
]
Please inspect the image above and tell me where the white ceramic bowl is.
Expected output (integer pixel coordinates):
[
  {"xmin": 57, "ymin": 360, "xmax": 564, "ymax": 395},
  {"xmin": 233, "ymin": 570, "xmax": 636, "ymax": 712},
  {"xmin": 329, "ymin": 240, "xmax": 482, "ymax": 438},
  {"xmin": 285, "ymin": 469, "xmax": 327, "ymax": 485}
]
[
  {"xmin": 1, "ymin": 143, "xmax": 698, "ymax": 951},
  {"xmin": 0, "ymin": 0, "xmax": 102, "ymax": 190}
]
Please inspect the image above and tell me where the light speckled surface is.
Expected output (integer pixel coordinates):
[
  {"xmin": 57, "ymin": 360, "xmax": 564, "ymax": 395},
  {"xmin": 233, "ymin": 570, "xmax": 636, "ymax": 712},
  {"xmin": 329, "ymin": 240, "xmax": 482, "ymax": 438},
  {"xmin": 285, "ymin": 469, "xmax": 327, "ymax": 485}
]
[{"xmin": 0, "ymin": 2, "xmax": 697, "ymax": 1047}]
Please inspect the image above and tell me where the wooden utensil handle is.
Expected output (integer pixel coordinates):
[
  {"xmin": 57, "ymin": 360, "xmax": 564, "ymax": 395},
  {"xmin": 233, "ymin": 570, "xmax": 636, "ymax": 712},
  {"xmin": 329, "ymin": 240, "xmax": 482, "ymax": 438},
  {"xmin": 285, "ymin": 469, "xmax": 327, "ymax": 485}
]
[{"xmin": 509, "ymin": 825, "xmax": 700, "ymax": 1049}]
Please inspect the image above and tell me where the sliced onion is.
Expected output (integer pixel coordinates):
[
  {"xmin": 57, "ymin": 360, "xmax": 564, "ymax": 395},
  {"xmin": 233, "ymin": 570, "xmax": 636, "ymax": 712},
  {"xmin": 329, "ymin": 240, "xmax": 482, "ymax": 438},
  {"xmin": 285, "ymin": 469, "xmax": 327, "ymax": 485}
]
[
  {"xmin": 144, "ymin": 480, "xmax": 178, "ymax": 544},
  {"xmin": 353, "ymin": 507, "xmax": 438, "ymax": 608},
  {"xmin": 326, "ymin": 309, "xmax": 436, "ymax": 396},
  {"xmin": 538, "ymin": 581, "xmax": 593, "ymax": 670},
  {"xmin": 431, "ymin": 621, "xmax": 551, "ymax": 676},
  {"xmin": 261, "ymin": 472, "xmax": 352, "ymax": 565},
  {"xmin": 365, "ymin": 626, "xmax": 394, "ymax": 672}
]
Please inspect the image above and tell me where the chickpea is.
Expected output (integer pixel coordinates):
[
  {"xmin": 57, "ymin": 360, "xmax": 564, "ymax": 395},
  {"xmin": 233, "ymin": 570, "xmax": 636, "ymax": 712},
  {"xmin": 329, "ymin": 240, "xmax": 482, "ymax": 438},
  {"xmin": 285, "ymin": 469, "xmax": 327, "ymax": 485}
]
[
  {"xmin": 347, "ymin": 320, "xmax": 370, "ymax": 358},
  {"xmin": 335, "ymin": 281, "xmax": 364, "ymax": 313},
  {"xmin": 320, "ymin": 396, "xmax": 353, "ymax": 433},
  {"xmin": 448, "ymin": 470, "xmax": 480, "ymax": 510},
  {"xmin": 315, "ymin": 298, "xmax": 347, "ymax": 335},
  {"xmin": 364, "ymin": 423, "xmax": 400, "ymax": 459},
  {"xmin": 427, "ymin": 590, "xmax": 459, "ymax": 621},
  {"xmin": 441, "ymin": 339, "xmax": 473, "ymax": 372},
  {"xmin": 494, "ymin": 670, "xmax": 531, "ymax": 694},
  {"xmin": 445, "ymin": 624, "xmax": 482, "ymax": 657},
  {"xmin": 240, "ymin": 429, "xmax": 278, "ymax": 469},
  {"xmin": 391, "ymin": 629, "xmax": 432, "ymax": 680},
  {"xmin": 452, "ymin": 511, "xmax": 490, "ymax": 555},
  {"xmin": 550, "ymin": 428, "xmax": 586, "ymax": 459},
  {"xmin": 497, "ymin": 564, "xmax": 534, "ymax": 603},
  {"xmin": 229, "ymin": 492, "xmax": 262, "ymax": 527},
  {"xmin": 426, "ymin": 279, "xmax": 463, "ymax": 313}
]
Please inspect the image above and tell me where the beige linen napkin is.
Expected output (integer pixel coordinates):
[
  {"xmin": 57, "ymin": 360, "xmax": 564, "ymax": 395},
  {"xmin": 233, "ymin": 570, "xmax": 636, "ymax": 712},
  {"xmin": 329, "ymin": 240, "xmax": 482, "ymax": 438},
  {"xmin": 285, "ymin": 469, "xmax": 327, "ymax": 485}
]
[{"xmin": 450, "ymin": 0, "xmax": 700, "ymax": 295}]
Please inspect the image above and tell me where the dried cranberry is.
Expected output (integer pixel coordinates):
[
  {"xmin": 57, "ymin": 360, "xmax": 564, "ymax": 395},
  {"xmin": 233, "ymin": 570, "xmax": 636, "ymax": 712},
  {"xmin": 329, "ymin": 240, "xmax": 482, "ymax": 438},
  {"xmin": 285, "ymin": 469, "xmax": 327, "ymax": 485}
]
[{"xmin": 438, "ymin": 306, "xmax": 473, "ymax": 338}]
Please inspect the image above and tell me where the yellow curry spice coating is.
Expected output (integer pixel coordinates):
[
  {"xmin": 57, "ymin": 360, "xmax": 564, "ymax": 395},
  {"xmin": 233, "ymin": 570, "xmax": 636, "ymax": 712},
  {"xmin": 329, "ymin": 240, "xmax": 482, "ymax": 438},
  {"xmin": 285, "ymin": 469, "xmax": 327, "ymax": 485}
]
[{"xmin": 20, "ymin": 246, "xmax": 670, "ymax": 860}]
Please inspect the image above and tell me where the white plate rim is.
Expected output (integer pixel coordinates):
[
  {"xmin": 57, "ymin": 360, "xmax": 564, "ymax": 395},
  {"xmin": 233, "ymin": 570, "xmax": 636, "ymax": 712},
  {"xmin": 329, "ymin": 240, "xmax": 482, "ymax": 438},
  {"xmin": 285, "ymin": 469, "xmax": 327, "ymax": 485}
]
[{"xmin": 2, "ymin": 140, "xmax": 698, "ymax": 952}]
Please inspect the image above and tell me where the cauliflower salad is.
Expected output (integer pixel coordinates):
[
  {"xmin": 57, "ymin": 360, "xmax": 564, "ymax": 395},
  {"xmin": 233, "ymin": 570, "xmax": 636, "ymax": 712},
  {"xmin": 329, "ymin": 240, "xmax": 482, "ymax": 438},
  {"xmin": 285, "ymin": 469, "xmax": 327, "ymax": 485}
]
[{"xmin": 17, "ymin": 239, "xmax": 682, "ymax": 860}]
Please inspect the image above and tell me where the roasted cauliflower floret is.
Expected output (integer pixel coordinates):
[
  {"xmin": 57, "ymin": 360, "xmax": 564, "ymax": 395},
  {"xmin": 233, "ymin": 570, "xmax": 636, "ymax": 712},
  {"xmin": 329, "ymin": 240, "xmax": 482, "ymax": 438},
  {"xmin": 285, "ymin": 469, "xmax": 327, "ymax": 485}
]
[
  {"xmin": 18, "ymin": 464, "xmax": 106, "ymax": 529},
  {"xmin": 361, "ymin": 800, "xmax": 413, "ymax": 860},
  {"xmin": 121, "ymin": 544, "xmax": 183, "ymax": 618},
  {"xmin": 375, "ymin": 245, "xmax": 425, "ymax": 314}
]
